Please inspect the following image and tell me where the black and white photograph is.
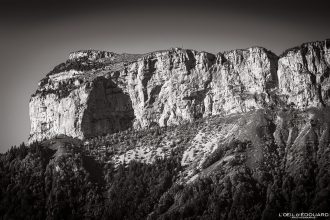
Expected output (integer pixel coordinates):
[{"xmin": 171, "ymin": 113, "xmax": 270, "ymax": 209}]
[{"xmin": 0, "ymin": 0, "xmax": 330, "ymax": 219}]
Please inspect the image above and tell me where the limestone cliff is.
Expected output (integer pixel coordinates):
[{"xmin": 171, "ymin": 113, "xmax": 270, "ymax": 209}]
[
  {"xmin": 29, "ymin": 40, "xmax": 330, "ymax": 142},
  {"xmin": 278, "ymin": 40, "xmax": 330, "ymax": 108}
]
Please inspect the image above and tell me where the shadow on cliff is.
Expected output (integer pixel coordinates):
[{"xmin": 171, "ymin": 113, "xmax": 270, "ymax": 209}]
[{"xmin": 81, "ymin": 77, "xmax": 135, "ymax": 138}]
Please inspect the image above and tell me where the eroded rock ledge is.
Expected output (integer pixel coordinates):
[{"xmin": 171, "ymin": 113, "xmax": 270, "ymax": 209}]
[{"xmin": 29, "ymin": 39, "xmax": 330, "ymax": 142}]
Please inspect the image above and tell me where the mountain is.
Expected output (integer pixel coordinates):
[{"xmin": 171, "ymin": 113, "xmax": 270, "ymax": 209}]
[
  {"xmin": 1, "ymin": 40, "xmax": 330, "ymax": 220},
  {"xmin": 29, "ymin": 40, "xmax": 330, "ymax": 143}
]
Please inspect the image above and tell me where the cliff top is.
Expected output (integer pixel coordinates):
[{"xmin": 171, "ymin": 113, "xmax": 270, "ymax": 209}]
[
  {"xmin": 66, "ymin": 39, "xmax": 330, "ymax": 68},
  {"xmin": 279, "ymin": 38, "xmax": 330, "ymax": 58},
  {"xmin": 68, "ymin": 46, "xmax": 277, "ymax": 63}
]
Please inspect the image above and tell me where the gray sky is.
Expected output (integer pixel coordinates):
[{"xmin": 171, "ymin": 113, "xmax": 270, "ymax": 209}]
[{"xmin": 0, "ymin": 0, "xmax": 329, "ymax": 152}]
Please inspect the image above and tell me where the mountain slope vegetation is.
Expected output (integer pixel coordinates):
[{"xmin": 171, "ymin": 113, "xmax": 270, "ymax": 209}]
[{"xmin": 1, "ymin": 107, "xmax": 329, "ymax": 219}]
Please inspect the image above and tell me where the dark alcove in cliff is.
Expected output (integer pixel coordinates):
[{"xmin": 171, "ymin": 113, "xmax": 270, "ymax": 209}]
[{"xmin": 81, "ymin": 77, "xmax": 135, "ymax": 138}]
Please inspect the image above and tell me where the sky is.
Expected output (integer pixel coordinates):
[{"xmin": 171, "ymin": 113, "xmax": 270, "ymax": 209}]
[{"xmin": 0, "ymin": 0, "xmax": 329, "ymax": 152}]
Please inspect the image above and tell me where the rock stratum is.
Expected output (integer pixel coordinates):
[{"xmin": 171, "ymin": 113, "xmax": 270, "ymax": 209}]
[{"xmin": 29, "ymin": 39, "xmax": 330, "ymax": 143}]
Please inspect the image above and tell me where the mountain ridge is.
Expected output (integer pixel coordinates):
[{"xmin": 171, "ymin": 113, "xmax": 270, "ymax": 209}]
[
  {"xmin": 1, "ymin": 39, "xmax": 329, "ymax": 219},
  {"xmin": 29, "ymin": 39, "xmax": 330, "ymax": 143},
  {"xmin": 30, "ymin": 39, "xmax": 330, "ymax": 143}
]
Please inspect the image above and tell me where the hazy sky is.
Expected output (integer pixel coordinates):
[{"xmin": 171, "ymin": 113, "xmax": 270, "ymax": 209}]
[{"xmin": 0, "ymin": 0, "xmax": 329, "ymax": 152}]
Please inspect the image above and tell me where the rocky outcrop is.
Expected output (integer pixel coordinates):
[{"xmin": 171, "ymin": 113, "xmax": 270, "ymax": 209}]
[
  {"xmin": 29, "ymin": 40, "xmax": 330, "ymax": 142},
  {"xmin": 29, "ymin": 51, "xmax": 137, "ymax": 142},
  {"xmin": 278, "ymin": 39, "xmax": 330, "ymax": 108},
  {"xmin": 210, "ymin": 47, "xmax": 278, "ymax": 115},
  {"xmin": 121, "ymin": 47, "xmax": 277, "ymax": 129}
]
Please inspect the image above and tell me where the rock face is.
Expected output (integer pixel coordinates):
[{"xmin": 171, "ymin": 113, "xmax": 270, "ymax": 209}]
[
  {"xmin": 29, "ymin": 40, "xmax": 330, "ymax": 142},
  {"xmin": 29, "ymin": 51, "xmax": 137, "ymax": 142},
  {"xmin": 278, "ymin": 40, "xmax": 330, "ymax": 108}
]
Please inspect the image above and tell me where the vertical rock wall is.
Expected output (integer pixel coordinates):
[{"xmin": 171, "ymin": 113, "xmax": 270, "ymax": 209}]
[
  {"xmin": 278, "ymin": 39, "xmax": 330, "ymax": 108},
  {"xmin": 29, "ymin": 40, "xmax": 330, "ymax": 142}
]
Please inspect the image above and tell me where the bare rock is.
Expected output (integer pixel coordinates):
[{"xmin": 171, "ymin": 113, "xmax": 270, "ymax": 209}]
[
  {"xmin": 278, "ymin": 39, "xmax": 330, "ymax": 108},
  {"xmin": 29, "ymin": 40, "xmax": 330, "ymax": 142}
]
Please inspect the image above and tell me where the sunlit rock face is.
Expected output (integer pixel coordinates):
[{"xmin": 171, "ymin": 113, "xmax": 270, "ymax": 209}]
[
  {"xmin": 29, "ymin": 40, "xmax": 330, "ymax": 142},
  {"xmin": 29, "ymin": 50, "xmax": 136, "ymax": 143},
  {"xmin": 278, "ymin": 39, "xmax": 330, "ymax": 108},
  {"xmin": 123, "ymin": 49, "xmax": 218, "ymax": 129},
  {"xmin": 102, "ymin": 47, "xmax": 278, "ymax": 129},
  {"xmin": 29, "ymin": 75, "xmax": 135, "ymax": 143},
  {"xmin": 29, "ymin": 81, "xmax": 89, "ymax": 142},
  {"xmin": 210, "ymin": 47, "xmax": 278, "ymax": 115}
]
